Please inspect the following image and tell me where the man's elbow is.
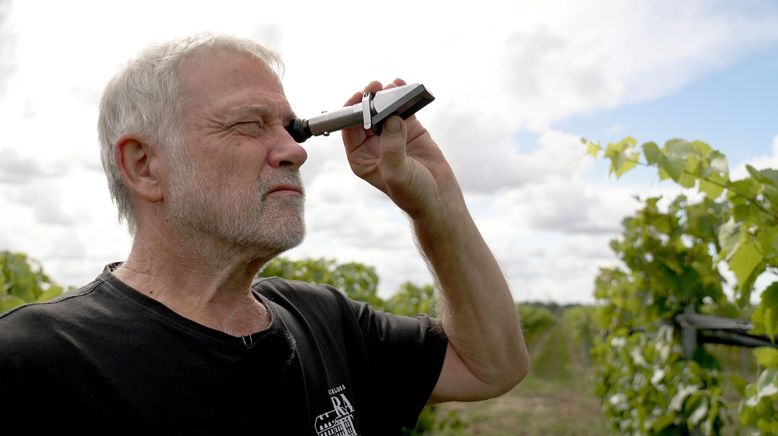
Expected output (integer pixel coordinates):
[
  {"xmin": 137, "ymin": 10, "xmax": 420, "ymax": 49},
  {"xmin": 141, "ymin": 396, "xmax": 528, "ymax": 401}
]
[
  {"xmin": 495, "ymin": 347, "xmax": 531, "ymax": 396},
  {"xmin": 478, "ymin": 345, "xmax": 531, "ymax": 399}
]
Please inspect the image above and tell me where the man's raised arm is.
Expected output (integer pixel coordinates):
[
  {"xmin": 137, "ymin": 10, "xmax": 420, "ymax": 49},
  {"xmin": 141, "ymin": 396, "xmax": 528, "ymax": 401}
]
[{"xmin": 341, "ymin": 79, "xmax": 530, "ymax": 402}]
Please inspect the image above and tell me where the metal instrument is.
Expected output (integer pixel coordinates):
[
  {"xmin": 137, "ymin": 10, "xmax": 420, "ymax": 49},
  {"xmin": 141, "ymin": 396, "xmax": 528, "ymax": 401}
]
[{"xmin": 286, "ymin": 83, "xmax": 434, "ymax": 143}]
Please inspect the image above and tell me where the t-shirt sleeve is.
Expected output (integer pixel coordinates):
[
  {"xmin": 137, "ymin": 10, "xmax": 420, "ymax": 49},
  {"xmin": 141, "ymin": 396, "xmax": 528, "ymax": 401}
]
[{"xmin": 346, "ymin": 298, "xmax": 448, "ymax": 429}]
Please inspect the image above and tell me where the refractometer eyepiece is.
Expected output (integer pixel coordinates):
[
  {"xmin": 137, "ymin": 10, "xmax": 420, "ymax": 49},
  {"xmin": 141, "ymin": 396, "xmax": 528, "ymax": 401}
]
[{"xmin": 285, "ymin": 83, "xmax": 435, "ymax": 143}]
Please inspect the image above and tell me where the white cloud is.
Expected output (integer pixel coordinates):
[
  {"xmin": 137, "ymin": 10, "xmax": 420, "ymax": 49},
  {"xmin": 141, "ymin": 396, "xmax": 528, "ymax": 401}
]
[
  {"xmin": 1, "ymin": 0, "xmax": 777, "ymax": 304},
  {"xmin": 0, "ymin": 0, "xmax": 13, "ymax": 96},
  {"xmin": 0, "ymin": 148, "xmax": 52, "ymax": 183},
  {"xmin": 492, "ymin": 1, "xmax": 778, "ymax": 130},
  {"xmin": 732, "ymin": 135, "xmax": 778, "ymax": 177},
  {"xmin": 430, "ymin": 119, "xmax": 592, "ymax": 193}
]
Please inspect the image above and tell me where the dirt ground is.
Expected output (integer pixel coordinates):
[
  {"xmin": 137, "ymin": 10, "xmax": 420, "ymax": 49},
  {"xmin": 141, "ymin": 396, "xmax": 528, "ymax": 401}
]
[{"xmin": 433, "ymin": 323, "xmax": 610, "ymax": 435}]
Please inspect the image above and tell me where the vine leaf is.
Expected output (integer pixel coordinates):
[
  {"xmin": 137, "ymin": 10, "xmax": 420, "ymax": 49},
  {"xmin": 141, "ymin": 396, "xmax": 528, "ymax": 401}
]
[
  {"xmin": 728, "ymin": 241, "xmax": 763, "ymax": 296},
  {"xmin": 604, "ymin": 137, "xmax": 638, "ymax": 178},
  {"xmin": 745, "ymin": 369, "xmax": 778, "ymax": 407},
  {"xmin": 670, "ymin": 384, "xmax": 700, "ymax": 411},
  {"xmin": 699, "ymin": 154, "xmax": 729, "ymax": 200},
  {"xmin": 717, "ymin": 218, "xmax": 740, "ymax": 260},
  {"xmin": 643, "ymin": 142, "xmax": 661, "ymax": 165},
  {"xmin": 754, "ymin": 347, "xmax": 778, "ymax": 369},
  {"xmin": 586, "ymin": 141, "xmax": 601, "ymax": 158},
  {"xmin": 746, "ymin": 165, "xmax": 778, "ymax": 188},
  {"xmin": 689, "ymin": 397, "xmax": 708, "ymax": 427},
  {"xmin": 752, "ymin": 282, "xmax": 778, "ymax": 341},
  {"xmin": 661, "ymin": 139, "xmax": 694, "ymax": 185}
]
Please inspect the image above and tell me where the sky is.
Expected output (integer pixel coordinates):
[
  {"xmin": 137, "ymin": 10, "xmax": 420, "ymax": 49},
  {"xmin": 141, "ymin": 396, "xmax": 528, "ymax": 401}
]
[{"xmin": 1, "ymin": 0, "xmax": 778, "ymax": 303}]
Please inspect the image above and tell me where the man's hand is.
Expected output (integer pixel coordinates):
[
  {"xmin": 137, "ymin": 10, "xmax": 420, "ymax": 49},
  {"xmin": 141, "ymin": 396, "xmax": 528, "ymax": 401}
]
[
  {"xmin": 341, "ymin": 79, "xmax": 462, "ymax": 222},
  {"xmin": 342, "ymin": 79, "xmax": 530, "ymax": 403}
]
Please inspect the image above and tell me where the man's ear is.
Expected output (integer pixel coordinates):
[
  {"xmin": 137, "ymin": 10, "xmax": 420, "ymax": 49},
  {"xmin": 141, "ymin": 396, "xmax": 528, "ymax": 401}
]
[{"xmin": 114, "ymin": 134, "xmax": 164, "ymax": 203}]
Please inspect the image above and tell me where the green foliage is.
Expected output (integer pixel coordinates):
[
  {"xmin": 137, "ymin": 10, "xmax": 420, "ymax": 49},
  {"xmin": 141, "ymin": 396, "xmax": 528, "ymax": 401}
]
[
  {"xmin": 586, "ymin": 137, "xmax": 778, "ymax": 433},
  {"xmin": 260, "ymin": 257, "xmax": 385, "ymax": 310},
  {"xmin": 603, "ymin": 136, "xmax": 639, "ymax": 178},
  {"xmin": 517, "ymin": 304, "xmax": 557, "ymax": 347},
  {"xmin": 592, "ymin": 202, "xmax": 730, "ymax": 434},
  {"xmin": 592, "ymin": 326, "xmax": 726, "ymax": 434},
  {"xmin": 562, "ymin": 305, "xmax": 597, "ymax": 367},
  {"xmin": 385, "ymin": 282, "xmax": 438, "ymax": 317},
  {"xmin": 403, "ymin": 406, "xmax": 465, "ymax": 435},
  {"xmin": 752, "ymin": 282, "xmax": 778, "ymax": 341},
  {"xmin": 0, "ymin": 250, "xmax": 63, "ymax": 313},
  {"xmin": 596, "ymin": 195, "xmax": 726, "ymax": 328},
  {"xmin": 739, "ymin": 347, "xmax": 778, "ymax": 433}
]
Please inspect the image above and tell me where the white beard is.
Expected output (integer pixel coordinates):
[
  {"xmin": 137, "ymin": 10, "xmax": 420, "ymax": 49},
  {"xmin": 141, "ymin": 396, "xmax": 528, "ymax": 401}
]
[{"xmin": 167, "ymin": 152, "xmax": 306, "ymax": 259}]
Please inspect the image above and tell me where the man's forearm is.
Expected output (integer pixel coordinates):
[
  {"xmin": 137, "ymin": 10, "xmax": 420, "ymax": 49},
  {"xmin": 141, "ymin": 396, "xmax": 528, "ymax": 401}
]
[{"xmin": 413, "ymin": 197, "xmax": 529, "ymax": 390}]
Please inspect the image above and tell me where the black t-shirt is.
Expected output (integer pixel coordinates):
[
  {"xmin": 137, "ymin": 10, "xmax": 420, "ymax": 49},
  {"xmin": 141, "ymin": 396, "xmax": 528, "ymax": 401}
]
[{"xmin": 0, "ymin": 265, "xmax": 448, "ymax": 435}]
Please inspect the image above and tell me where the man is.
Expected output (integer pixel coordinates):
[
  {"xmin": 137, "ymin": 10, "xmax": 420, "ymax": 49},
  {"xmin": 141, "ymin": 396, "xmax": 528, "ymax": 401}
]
[{"xmin": 0, "ymin": 34, "xmax": 528, "ymax": 435}]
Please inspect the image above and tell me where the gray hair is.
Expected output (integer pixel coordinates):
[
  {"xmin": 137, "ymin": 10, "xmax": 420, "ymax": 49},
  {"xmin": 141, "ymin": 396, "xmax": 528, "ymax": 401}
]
[{"xmin": 97, "ymin": 34, "xmax": 283, "ymax": 235}]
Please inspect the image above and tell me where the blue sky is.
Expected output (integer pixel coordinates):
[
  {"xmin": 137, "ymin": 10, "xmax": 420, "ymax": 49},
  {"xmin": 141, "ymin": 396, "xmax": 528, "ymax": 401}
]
[{"xmin": 557, "ymin": 43, "xmax": 778, "ymax": 167}]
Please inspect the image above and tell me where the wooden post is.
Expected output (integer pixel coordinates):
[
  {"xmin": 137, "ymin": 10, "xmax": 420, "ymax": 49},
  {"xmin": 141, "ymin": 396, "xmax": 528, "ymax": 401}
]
[{"xmin": 681, "ymin": 304, "xmax": 698, "ymax": 360}]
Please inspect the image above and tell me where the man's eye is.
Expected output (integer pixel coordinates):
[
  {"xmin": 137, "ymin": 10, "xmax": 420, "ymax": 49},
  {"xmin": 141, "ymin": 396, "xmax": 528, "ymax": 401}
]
[{"xmin": 234, "ymin": 121, "xmax": 264, "ymax": 133}]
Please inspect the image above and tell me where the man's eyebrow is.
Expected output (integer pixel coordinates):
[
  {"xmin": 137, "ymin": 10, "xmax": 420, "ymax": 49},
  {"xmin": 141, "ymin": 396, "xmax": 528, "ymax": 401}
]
[
  {"xmin": 226, "ymin": 105, "xmax": 272, "ymax": 120},
  {"xmin": 225, "ymin": 105, "xmax": 297, "ymax": 123}
]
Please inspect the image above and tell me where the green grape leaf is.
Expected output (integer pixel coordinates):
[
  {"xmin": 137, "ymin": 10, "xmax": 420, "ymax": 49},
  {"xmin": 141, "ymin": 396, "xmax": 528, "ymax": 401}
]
[
  {"xmin": 718, "ymin": 218, "xmax": 740, "ymax": 259},
  {"xmin": 679, "ymin": 172, "xmax": 697, "ymax": 189},
  {"xmin": 658, "ymin": 154, "xmax": 683, "ymax": 181},
  {"xmin": 752, "ymin": 282, "xmax": 778, "ymax": 340},
  {"xmin": 754, "ymin": 369, "xmax": 778, "ymax": 403},
  {"xmin": 670, "ymin": 384, "xmax": 700, "ymax": 411},
  {"xmin": 698, "ymin": 154, "xmax": 730, "ymax": 200},
  {"xmin": 728, "ymin": 179, "xmax": 761, "ymax": 216},
  {"xmin": 661, "ymin": 139, "xmax": 695, "ymax": 182},
  {"xmin": 728, "ymin": 241, "xmax": 763, "ymax": 293},
  {"xmin": 643, "ymin": 141, "xmax": 661, "ymax": 165},
  {"xmin": 650, "ymin": 413, "xmax": 675, "ymax": 431},
  {"xmin": 689, "ymin": 397, "xmax": 708, "ymax": 427},
  {"xmin": 761, "ymin": 169, "xmax": 778, "ymax": 187},
  {"xmin": 605, "ymin": 137, "xmax": 639, "ymax": 178},
  {"xmin": 699, "ymin": 179, "xmax": 725, "ymax": 199},
  {"xmin": 757, "ymin": 227, "xmax": 778, "ymax": 263},
  {"xmin": 746, "ymin": 165, "xmax": 778, "ymax": 188},
  {"xmin": 707, "ymin": 154, "xmax": 729, "ymax": 179},
  {"xmin": 586, "ymin": 141, "xmax": 601, "ymax": 158},
  {"xmin": 754, "ymin": 348, "xmax": 778, "ymax": 369},
  {"xmin": 762, "ymin": 186, "xmax": 778, "ymax": 216},
  {"xmin": 691, "ymin": 140, "xmax": 713, "ymax": 158}
]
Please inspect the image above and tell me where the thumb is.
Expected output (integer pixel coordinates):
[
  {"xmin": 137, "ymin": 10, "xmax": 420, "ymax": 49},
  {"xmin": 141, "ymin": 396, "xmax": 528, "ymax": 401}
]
[{"xmin": 378, "ymin": 116, "xmax": 409, "ymax": 175}]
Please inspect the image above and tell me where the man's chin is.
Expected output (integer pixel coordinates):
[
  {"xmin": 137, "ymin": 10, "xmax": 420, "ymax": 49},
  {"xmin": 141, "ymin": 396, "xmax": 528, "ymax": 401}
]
[
  {"xmin": 253, "ymin": 230, "xmax": 305, "ymax": 263},
  {"xmin": 254, "ymin": 219, "xmax": 305, "ymax": 254}
]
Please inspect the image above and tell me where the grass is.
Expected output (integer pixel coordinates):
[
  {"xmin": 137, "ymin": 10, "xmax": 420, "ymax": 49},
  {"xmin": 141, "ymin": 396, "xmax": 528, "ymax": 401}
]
[{"xmin": 432, "ymin": 319, "xmax": 609, "ymax": 435}]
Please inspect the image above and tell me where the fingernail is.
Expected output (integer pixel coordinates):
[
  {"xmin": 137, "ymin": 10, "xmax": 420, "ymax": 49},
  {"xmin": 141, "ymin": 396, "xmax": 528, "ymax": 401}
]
[{"xmin": 384, "ymin": 117, "xmax": 401, "ymax": 134}]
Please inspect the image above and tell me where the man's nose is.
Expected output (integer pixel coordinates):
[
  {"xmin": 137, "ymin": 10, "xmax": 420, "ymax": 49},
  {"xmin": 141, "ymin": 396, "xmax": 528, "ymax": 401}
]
[{"xmin": 268, "ymin": 126, "xmax": 308, "ymax": 169}]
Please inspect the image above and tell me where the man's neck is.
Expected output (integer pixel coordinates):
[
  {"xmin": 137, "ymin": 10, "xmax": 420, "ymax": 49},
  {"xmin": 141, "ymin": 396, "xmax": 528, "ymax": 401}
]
[{"xmin": 113, "ymin": 226, "xmax": 272, "ymax": 336}]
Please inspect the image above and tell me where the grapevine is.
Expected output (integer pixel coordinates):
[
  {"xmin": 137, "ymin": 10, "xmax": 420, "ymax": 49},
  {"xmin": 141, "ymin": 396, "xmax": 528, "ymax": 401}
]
[{"xmin": 587, "ymin": 138, "xmax": 777, "ymax": 433}]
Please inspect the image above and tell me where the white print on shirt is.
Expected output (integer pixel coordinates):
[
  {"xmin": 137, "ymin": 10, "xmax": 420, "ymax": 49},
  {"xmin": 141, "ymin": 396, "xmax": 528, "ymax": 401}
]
[{"xmin": 314, "ymin": 384, "xmax": 358, "ymax": 436}]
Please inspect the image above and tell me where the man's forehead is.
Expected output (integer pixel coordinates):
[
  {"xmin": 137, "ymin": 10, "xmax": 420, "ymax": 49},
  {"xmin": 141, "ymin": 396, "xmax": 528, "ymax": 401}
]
[{"xmin": 177, "ymin": 47, "xmax": 291, "ymax": 116}]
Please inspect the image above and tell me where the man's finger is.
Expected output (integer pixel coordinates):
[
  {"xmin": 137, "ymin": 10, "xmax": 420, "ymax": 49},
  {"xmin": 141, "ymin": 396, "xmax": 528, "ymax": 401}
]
[
  {"xmin": 378, "ymin": 116, "xmax": 409, "ymax": 176},
  {"xmin": 392, "ymin": 78, "xmax": 407, "ymax": 87},
  {"xmin": 343, "ymin": 90, "xmax": 363, "ymax": 107},
  {"xmin": 342, "ymin": 122, "xmax": 367, "ymax": 152}
]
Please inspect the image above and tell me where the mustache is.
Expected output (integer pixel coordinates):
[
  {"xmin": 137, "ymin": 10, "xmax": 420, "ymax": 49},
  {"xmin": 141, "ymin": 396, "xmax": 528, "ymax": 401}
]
[{"xmin": 258, "ymin": 170, "xmax": 305, "ymax": 197}]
